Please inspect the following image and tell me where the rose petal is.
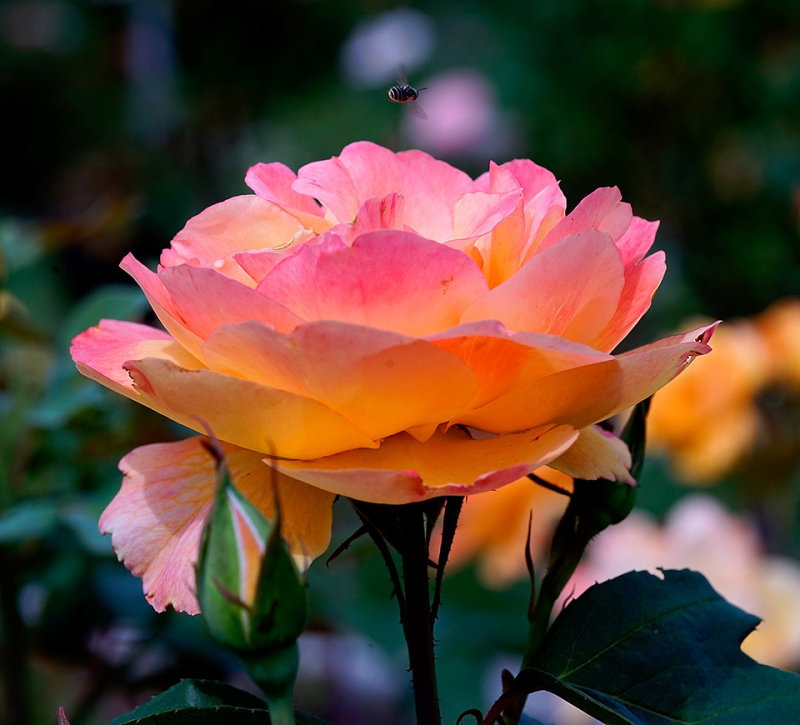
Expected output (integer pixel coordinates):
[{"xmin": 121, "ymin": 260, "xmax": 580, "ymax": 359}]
[
  {"xmin": 123, "ymin": 357, "xmax": 378, "ymax": 459},
  {"xmin": 271, "ymin": 424, "xmax": 578, "ymax": 504},
  {"xmin": 462, "ymin": 230, "xmax": 625, "ymax": 343},
  {"xmin": 100, "ymin": 437, "xmax": 334, "ymax": 613},
  {"xmin": 160, "ymin": 195, "xmax": 309, "ymax": 271},
  {"xmin": 589, "ymin": 250, "xmax": 667, "ymax": 352},
  {"xmin": 121, "ymin": 253, "xmax": 207, "ymax": 359},
  {"xmin": 427, "ymin": 321, "xmax": 610, "ymax": 410},
  {"xmin": 327, "ymin": 193, "xmax": 408, "ymax": 244},
  {"xmin": 245, "ymin": 161, "xmax": 328, "ymax": 232},
  {"xmin": 615, "ymin": 216, "xmax": 659, "ymax": 266},
  {"xmin": 233, "ymin": 239, "xmax": 314, "ymax": 285},
  {"xmin": 158, "ymin": 264, "xmax": 304, "ymax": 337},
  {"xmin": 71, "ymin": 319, "xmax": 203, "ymax": 398},
  {"xmin": 548, "ymin": 425, "xmax": 634, "ymax": 484},
  {"xmin": 454, "ymin": 323, "xmax": 717, "ymax": 433},
  {"xmin": 466, "ymin": 160, "xmax": 568, "ymax": 285},
  {"xmin": 475, "ymin": 158, "xmax": 559, "ymax": 200},
  {"xmin": 452, "ymin": 188, "xmax": 521, "ymax": 244},
  {"xmin": 293, "ymin": 141, "xmax": 475, "ymax": 239},
  {"xmin": 537, "ymin": 186, "xmax": 632, "ymax": 255},
  {"xmin": 202, "ymin": 319, "xmax": 478, "ymax": 440},
  {"xmin": 258, "ymin": 230, "xmax": 489, "ymax": 336}
]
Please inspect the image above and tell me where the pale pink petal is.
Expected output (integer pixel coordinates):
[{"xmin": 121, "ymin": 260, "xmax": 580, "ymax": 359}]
[
  {"xmin": 548, "ymin": 425, "xmax": 634, "ymax": 484},
  {"xmin": 462, "ymin": 230, "xmax": 625, "ymax": 344},
  {"xmin": 121, "ymin": 254, "xmax": 206, "ymax": 359},
  {"xmin": 258, "ymin": 230, "xmax": 489, "ymax": 337},
  {"xmin": 536, "ymin": 187, "xmax": 632, "ymax": 256},
  {"xmin": 123, "ymin": 357, "xmax": 378, "ymax": 459},
  {"xmin": 245, "ymin": 162, "xmax": 328, "ymax": 232},
  {"xmin": 71, "ymin": 319, "xmax": 203, "ymax": 398},
  {"xmin": 454, "ymin": 323, "xmax": 717, "ymax": 433},
  {"xmin": 201, "ymin": 319, "xmax": 478, "ymax": 440},
  {"xmin": 327, "ymin": 193, "xmax": 408, "ymax": 244},
  {"xmin": 293, "ymin": 153, "xmax": 360, "ymax": 223},
  {"xmin": 100, "ymin": 438, "xmax": 334, "ymax": 613},
  {"xmin": 589, "ymin": 251, "xmax": 667, "ymax": 353},
  {"xmin": 232, "ymin": 240, "xmax": 314, "ymax": 285},
  {"xmin": 294, "ymin": 142, "xmax": 475, "ymax": 239},
  {"xmin": 452, "ymin": 188, "xmax": 521, "ymax": 243},
  {"xmin": 395, "ymin": 147, "xmax": 477, "ymax": 206},
  {"xmin": 158, "ymin": 265, "xmax": 304, "ymax": 338},
  {"xmin": 160, "ymin": 196, "xmax": 310, "ymax": 272},
  {"xmin": 272, "ymin": 424, "xmax": 579, "ymax": 504},
  {"xmin": 475, "ymin": 158, "xmax": 559, "ymax": 199},
  {"xmin": 615, "ymin": 216, "xmax": 660, "ymax": 266}
]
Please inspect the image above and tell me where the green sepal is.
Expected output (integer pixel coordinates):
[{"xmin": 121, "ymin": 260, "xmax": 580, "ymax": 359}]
[
  {"xmin": 619, "ymin": 397, "xmax": 650, "ymax": 481},
  {"xmin": 539, "ymin": 476, "xmax": 637, "ymax": 610}
]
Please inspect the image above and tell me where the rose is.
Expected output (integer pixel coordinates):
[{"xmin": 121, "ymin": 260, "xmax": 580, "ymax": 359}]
[{"xmin": 71, "ymin": 141, "xmax": 714, "ymax": 613}]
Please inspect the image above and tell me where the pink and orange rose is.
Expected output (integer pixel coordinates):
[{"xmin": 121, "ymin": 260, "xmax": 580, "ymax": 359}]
[{"xmin": 71, "ymin": 141, "xmax": 713, "ymax": 613}]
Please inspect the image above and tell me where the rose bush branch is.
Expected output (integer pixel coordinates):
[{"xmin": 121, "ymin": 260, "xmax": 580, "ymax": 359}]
[{"xmin": 351, "ymin": 498, "xmax": 461, "ymax": 725}]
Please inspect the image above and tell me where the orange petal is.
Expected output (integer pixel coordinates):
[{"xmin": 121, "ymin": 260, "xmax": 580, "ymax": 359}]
[
  {"xmin": 454, "ymin": 324, "xmax": 716, "ymax": 433},
  {"xmin": 271, "ymin": 424, "xmax": 578, "ymax": 504},
  {"xmin": 427, "ymin": 321, "xmax": 610, "ymax": 410},
  {"xmin": 202, "ymin": 320, "xmax": 477, "ymax": 440},
  {"xmin": 474, "ymin": 160, "xmax": 566, "ymax": 283},
  {"xmin": 123, "ymin": 357, "xmax": 378, "ymax": 459},
  {"xmin": 548, "ymin": 425, "xmax": 634, "ymax": 484},
  {"xmin": 99, "ymin": 437, "xmax": 334, "ymax": 613}
]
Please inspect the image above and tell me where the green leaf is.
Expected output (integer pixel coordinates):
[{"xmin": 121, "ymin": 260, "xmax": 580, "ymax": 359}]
[
  {"xmin": 109, "ymin": 679, "xmax": 327, "ymax": 724},
  {"xmin": 522, "ymin": 569, "xmax": 800, "ymax": 723},
  {"xmin": 0, "ymin": 500, "xmax": 59, "ymax": 543}
]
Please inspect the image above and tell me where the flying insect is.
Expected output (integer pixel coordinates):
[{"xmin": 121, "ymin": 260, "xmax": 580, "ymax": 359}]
[{"xmin": 387, "ymin": 74, "xmax": 427, "ymax": 118}]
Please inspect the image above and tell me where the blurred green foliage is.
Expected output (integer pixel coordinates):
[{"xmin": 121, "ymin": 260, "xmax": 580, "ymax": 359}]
[{"xmin": 1, "ymin": 0, "xmax": 799, "ymax": 723}]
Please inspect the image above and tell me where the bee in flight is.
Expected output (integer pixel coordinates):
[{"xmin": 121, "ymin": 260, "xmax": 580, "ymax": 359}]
[{"xmin": 387, "ymin": 74, "xmax": 427, "ymax": 118}]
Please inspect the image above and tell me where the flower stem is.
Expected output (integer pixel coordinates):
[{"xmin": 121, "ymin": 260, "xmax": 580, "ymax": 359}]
[
  {"xmin": 352, "ymin": 500, "xmax": 446, "ymax": 725},
  {"xmin": 397, "ymin": 504, "xmax": 441, "ymax": 725}
]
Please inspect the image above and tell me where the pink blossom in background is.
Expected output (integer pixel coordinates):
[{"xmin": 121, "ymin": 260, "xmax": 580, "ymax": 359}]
[{"xmin": 404, "ymin": 69, "xmax": 520, "ymax": 160}]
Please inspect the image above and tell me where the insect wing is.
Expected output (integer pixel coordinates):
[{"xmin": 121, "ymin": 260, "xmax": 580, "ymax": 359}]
[{"xmin": 408, "ymin": 99, "xmax": 427, "ymax": 119}]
